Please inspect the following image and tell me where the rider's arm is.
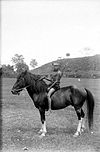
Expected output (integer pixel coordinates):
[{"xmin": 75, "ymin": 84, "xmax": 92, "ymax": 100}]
[
  {"xmin": 39, "ymin": 76, "xmax": 45, "ymax": 80},
  {"xmin": 40, "ymin": 76, "xmax": 52, "ymax": 82},
  {"xmin": 44, "ymin": 77, "xmax": 52, "ymax": 82}
]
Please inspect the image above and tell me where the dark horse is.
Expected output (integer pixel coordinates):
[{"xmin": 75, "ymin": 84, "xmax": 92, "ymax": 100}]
[{"xmin": 11, "ymin": 70, "xmax": 94, "ymax": 137}]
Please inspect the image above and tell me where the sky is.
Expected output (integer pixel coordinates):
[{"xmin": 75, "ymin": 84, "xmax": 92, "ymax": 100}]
[{"xmin": 1, "ymin": 0, "xmax": 100, "ymax": 68}]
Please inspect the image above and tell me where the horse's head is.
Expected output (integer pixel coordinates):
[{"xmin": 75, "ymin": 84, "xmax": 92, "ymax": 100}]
[{"xmin": 11, "ymin": 70, "xmax": 28, "ymax": 95}]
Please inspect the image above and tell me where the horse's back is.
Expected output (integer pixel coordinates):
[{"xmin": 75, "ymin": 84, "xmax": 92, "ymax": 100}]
[
  {"xmin": 50, "ymin": 85, "xmax": 87, "ymax": 110},
  {"xmin": 70, "ymin": 85, "xmax": 87, "ymax": 96}
]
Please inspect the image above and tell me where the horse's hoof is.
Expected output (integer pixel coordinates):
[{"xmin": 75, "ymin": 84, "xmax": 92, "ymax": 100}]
[
  {"xmin": 23, "ymin": 147, "xmax": 28, "ymax": 150},
  {"xmin": 81, "ymin": 127, "xmax": 85, "ymax": 133},
  {"xmin": 73, "ymin": 132, "xmax": 80, "ymax": 137},
  {"xmin": 38, "ymin": 130, "xmax": 43, "ymax": 134},
  {"xmin": 39, "ymin": 133, "xmax": 46, "ymax": 138}
]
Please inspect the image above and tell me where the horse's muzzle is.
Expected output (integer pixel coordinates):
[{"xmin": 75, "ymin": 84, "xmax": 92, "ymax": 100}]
[{"xmin": 11, "ymin": 89, "xmax": 20, "ymax": 95}]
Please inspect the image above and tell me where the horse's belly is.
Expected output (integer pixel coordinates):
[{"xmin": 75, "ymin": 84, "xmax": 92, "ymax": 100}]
[
  {"xmin": 51, "ymin": 105, "xmax": 67, "ymax": 110},
  {"xmin": 51, "ymin": 98, "xmax": 69, "ymax": 110},
  {"xmin": 51, "ymin": 90, "xmax": 71, "ymax": 110}
]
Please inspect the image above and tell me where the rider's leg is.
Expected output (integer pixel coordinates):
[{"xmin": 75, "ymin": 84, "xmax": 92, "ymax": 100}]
[{"xmin": 47, "ymin": 88, "xmax": 55, "ymax": 110}]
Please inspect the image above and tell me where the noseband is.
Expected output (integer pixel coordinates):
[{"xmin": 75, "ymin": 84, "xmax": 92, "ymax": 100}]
[
  {"xmin": 15, "ymin": 84, "xmax": 31, "ymax": 92},
  {"xmin": 12, "ymin": 76, "xmax": 31, "ymax": 94}
]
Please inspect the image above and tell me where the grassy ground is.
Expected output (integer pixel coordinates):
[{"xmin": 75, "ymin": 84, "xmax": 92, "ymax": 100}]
[{"xmin": 2, "ymin": 77, "xmax": 100, "ymax": 152}]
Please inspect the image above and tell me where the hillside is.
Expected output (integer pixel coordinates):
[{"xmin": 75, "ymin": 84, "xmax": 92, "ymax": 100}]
[{"xmin": 31, "ymin": 55, "xmax": 100, "ymax": 78}]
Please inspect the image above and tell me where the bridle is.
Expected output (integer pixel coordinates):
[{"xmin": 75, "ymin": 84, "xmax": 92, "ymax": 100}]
[
  {"xmin": 12, "ymin": 75, "xmax": 47, "ymax": 95},
  {"xmin": 15, "ymin": 84, "xmax": 31, "ymax": 92},
  {"xmin": 11, "ymin": 76, "xmax": 31, "ymax": 95}
]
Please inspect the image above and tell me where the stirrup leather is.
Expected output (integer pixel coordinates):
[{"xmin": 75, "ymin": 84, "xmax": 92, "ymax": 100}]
[{"xmin": 48, "ymin": 96, "xmax": 51, "ymax": 110}]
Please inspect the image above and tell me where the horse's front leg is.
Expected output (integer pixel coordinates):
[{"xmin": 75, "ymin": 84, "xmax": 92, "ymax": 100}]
[{"xmin": 39, "ymin": 108, "xmax": 47, "ymax": 137}]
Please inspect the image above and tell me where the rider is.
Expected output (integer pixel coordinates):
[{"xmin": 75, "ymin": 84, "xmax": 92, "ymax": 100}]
[{"xmin": 41, "ymin": 62, "xmax": 63, "ymax": 111}]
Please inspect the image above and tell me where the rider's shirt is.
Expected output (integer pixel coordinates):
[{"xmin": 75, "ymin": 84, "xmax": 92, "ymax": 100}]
[{"xmin": 49, "ymin": 70, "xmax": 62, "ymax": 90}]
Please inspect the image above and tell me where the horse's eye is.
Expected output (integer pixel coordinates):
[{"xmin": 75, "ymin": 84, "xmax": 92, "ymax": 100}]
[
  {"xmin": 20, "ymin": 77, "xmax": 24, "ymax": 81},
  {"xmin": 17, "ymin": 77, "xmax": 22, "ymax": 82}
]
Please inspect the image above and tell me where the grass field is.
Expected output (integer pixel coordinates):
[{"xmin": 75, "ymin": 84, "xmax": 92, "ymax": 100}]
[{"xmin": 2, "ymin": 77, "xmax": 100, "ymax": 152}]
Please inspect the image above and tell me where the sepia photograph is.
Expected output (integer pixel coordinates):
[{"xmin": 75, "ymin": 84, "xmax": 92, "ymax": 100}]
[{"xmin": 1, "ymin": 0, "xmax": 100, "ymax": 151}]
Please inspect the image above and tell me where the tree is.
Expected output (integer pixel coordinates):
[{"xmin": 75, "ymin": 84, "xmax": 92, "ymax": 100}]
[
  {"xmin": 2, "ymin": 64, "xmax": 15, "ymax": 77},
  {"xmin": 11, "ymin": 54, "xmax": 29, "ymax": 74},
  {"xmin": 30, "ymin": 59, "xmax": 38, "ymax": 69},
  {"xmin": 15, "ymin": 62, "xmax": 29, "ymax": 74},
  {"xmin": 66, "ymin": 53, "xmax": 70, "ymax": 57},
  {"xmin": 12, "ymin": 54, "xmax": 24, "ymax": 66}
]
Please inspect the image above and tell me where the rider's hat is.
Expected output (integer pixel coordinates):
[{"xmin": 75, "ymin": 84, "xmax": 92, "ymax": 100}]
[
  {"xmin": 52, "ymin": 62, "xmax": 60, "ymax": 70},
  {"xmin": 52, "ymin": 62, "xmax": 60, "ymax": 66}
]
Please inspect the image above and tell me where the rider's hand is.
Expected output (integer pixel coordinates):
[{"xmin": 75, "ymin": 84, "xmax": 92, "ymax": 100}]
[
  {"xmin": 48, "ymin": 87, "xmax": 50, "ymax": 91},
  {"xmin": 40, "ymin": 76, "xmax": 45, "ymax": 80}
]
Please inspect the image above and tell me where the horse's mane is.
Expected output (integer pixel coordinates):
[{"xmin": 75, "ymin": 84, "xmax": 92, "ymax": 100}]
[{"xmin": 24, "ymin": 71, "xmax": 48, "ymax": 93}]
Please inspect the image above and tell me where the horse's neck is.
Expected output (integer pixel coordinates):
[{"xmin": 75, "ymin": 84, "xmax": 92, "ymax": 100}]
[
  {"xmin": 26, "ymin": 73, "xmax": 47, "ymax": 98},
  {"xmin": 26, "ymin": 87, "xmax": 35, "ymax": 100}
]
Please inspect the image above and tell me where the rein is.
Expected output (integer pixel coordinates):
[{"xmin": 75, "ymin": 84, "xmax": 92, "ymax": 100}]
[
  {"xmin": 15, "ymin": 84, "xmax": 31, "ymax": 92},
  {"xmin": 13, "ymin": 75, "xmax": 48, "ymax": 93}
]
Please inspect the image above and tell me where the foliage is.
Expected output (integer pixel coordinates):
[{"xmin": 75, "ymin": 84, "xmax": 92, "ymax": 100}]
[
  {"xmin": 1, "ymin": 64, "xmax": 15, "ymax": 77},
  {"xmin": 15, "ymin": 62, "xmax": 29, "ymax": 74},
  {"xmin": 1, "ymin": 54, "xmax": 100, "ymax": 78},
  {"xmin": 30, "ymin": 59, "xmax": 38, "ymax": 69},
  {"xmin": 11, "ymin": 54, "xmax": 24, "ymax": 65},
  {"xmin": 66, "ymin": 53, "xmax": 70, "ymax": 57},
  {"xmin": 11, "ymin": 54, "xmax": 29, "ymax": 74}
]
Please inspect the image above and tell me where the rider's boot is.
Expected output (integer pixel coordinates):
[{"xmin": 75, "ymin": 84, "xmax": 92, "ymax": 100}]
[{"xmin": 47, "ymin": 95, "xmax": 52, "ymax": 112}]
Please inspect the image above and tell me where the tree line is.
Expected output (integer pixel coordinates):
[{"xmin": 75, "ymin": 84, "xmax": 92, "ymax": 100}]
[
  {"xmin": 1, "ymin": 52, "xmax": 100, "ymax": 79},
  {"xmin": 1, "ymin": 54, "xmax": 38, "ymax": 77}
]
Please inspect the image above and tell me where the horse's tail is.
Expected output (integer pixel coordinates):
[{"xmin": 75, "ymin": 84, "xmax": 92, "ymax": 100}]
[{"xmin": 85, "ymin": 88, "xmax": 95, "ymax": 131}]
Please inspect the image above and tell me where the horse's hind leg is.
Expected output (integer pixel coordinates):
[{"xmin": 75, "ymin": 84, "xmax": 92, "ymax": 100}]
[
  {"xmin": 81, "ymin": 109, "xmax": 86, "ymax": 132},
  {"xmin": 74, "ymin": 108, "xmax": 85, "ymax": 137}
]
